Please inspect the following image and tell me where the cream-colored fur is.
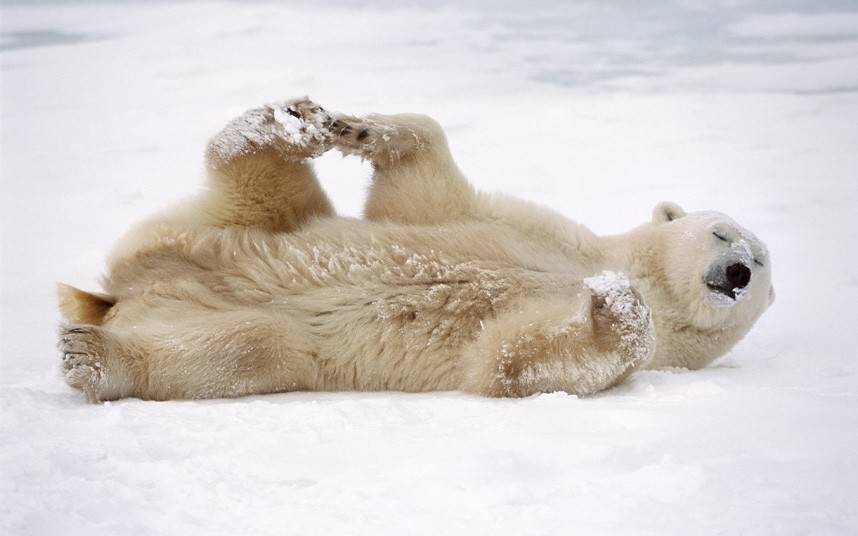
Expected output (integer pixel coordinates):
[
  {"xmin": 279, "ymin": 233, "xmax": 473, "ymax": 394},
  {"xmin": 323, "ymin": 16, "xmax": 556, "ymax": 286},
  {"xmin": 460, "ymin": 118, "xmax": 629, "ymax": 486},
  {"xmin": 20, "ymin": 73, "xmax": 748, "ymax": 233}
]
[{"xmin": 58, "ymin": 97, "xmax": 773, "ymax": 402}]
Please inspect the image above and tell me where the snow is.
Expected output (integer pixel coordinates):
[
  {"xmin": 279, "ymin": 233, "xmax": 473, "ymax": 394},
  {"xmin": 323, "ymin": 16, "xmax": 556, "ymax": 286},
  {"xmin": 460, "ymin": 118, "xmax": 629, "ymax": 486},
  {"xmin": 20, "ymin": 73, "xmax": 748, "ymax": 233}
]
[
  {"xmin": 1, "ymin": 1, "xmax": 857, "ymax": 534},
  {"xmin": 726, "ymin": 12, "xmax": 858, "ymax": 39}
]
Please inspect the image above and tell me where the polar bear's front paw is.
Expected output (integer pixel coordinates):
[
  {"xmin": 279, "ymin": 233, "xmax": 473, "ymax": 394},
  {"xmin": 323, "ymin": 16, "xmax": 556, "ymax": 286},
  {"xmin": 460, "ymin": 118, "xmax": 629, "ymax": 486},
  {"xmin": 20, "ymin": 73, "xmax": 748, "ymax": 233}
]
[
  {"xmin": 329, "ymin": 115, "xmax": 383, "ymax": 157},
  {"xmin": 328, "ymin": 114, "xmax": 415, "ymax": 163},
  {"xmin": 585, "ymin": 271, "xmax": 655, "ymax": 368}
]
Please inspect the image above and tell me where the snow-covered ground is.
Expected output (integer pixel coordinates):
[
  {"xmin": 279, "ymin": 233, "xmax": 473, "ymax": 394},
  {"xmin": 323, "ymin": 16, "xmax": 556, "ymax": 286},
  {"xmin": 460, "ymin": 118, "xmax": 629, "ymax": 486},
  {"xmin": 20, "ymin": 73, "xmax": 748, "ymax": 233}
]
[{"xmin": 2, "ymin": 1, "xmax": 857, "ymax": 534}]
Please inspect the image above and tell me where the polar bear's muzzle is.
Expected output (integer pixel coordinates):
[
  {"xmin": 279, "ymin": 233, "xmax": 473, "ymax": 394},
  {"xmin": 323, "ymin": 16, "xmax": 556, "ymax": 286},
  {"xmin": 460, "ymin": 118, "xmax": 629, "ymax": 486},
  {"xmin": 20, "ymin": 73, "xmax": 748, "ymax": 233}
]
[{"xmin": 705, "ymin": 262, "xmax": 752, "ymax": 301}]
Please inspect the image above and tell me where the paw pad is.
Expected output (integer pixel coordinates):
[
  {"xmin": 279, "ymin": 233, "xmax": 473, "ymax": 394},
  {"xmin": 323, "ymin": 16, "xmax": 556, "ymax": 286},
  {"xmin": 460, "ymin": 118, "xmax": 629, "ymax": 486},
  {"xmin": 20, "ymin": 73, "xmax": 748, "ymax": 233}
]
[{"xmin": 58, "ymin": 325, "xmax": 108, "ymax": 400}]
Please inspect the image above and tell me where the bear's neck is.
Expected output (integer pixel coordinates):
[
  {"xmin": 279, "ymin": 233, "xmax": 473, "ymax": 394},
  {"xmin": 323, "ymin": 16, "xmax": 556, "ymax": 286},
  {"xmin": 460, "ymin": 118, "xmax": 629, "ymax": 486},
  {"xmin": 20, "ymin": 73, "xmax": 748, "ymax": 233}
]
[{"xmin": 591, "ymin": 225, "xmax": 658, "ymax": 281}]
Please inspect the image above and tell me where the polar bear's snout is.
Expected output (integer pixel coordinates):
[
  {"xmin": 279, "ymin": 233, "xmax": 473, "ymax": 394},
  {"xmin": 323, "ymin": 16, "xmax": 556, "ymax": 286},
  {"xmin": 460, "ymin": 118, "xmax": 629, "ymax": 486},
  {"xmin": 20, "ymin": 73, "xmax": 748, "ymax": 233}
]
[
  {"xmin": 705, "ymin": 261, "xmax": 752, "ymax": 302},
  {"xmin": 726, "ymin": 263, "xmax": 751, "ymax": 289}
]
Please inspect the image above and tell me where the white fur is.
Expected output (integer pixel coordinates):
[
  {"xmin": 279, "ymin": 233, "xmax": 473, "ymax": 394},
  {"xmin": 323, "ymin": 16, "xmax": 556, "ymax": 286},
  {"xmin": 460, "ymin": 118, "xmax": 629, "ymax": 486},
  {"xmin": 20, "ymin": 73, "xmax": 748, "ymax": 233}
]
[{"xmin": 57, "ymin": 98, "xmax": 774, "ymax": 401}]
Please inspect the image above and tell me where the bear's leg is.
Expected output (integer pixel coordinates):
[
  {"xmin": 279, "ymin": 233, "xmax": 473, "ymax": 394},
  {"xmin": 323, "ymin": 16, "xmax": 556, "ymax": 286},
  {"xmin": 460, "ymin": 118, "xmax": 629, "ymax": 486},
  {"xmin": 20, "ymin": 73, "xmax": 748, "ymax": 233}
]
[
  {"xmin": 331, "ymin": 112, "xmax": 478, "ymax": 225},
  {"xmin": 60, "ymin": 308, "xmax": 319, "ymax": 402},
  {"xmin": 460, "ymin": 280, "xmax": 655, "ymax": 397},
  {"xmin": 332, "ymin": 110, "xmax": 594, "ymax": 257},
  {"xmin": 201, "ymin": 97, "xmax": 340, "ymax": 232},
  {"xmin": 58, "ymin": 325, "xmax": 142, "ymax": 402}
]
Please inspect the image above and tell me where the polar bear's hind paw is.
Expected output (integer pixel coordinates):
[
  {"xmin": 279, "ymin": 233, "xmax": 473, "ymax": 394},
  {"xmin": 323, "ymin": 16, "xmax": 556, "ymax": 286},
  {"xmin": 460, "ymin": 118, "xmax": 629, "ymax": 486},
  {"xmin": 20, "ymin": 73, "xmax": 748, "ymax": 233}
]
[
  {"xmin": 59, "ymin": 325, "xmax": 108, "ymax": 401},
  {"xmin": 58, "ymin": 325, "xmax": 133, "ymax": 402}
]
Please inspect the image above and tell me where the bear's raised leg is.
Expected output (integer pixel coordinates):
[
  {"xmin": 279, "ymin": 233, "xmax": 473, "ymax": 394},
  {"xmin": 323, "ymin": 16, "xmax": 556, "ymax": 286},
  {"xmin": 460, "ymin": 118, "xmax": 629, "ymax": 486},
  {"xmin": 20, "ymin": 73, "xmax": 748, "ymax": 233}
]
[
  {"xmin": 331, "ymin": 112, "xmax": 478, "ymax": 225},
  {"xmin": 460, "ymin": 274, "xmax": 655, "ymax": 397},
  {"xmin": 331, "ymin": 110, "xmax": 599, "ymax": 262},
  {"xmin": 107, "ymin": 98, "xmax": 348, "ymax": 270},
  {"xmin": 201, "ymin": 97, "xmax": 340, "ymax": 232},
  {"xmin": 60, "ymin": 307, "xmax": 320, "ymax": 402}
]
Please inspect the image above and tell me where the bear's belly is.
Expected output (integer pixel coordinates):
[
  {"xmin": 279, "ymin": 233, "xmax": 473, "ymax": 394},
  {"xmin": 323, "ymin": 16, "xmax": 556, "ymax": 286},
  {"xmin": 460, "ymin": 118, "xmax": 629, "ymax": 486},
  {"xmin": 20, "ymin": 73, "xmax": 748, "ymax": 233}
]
[
  {"xmin": 282, "ymin": 274, "xmax": 524, "ymax": 392},
  {"xmin": 106, "ymin": 226, "xmax": 596, "ymax": 392}
]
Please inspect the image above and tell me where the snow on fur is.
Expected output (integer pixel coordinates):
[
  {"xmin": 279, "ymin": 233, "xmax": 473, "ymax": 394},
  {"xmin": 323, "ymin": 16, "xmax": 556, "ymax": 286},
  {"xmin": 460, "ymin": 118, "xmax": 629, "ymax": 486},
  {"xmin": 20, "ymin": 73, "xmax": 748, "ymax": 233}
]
[
  {"xmin": 584, "ymin": 271, "xmax": 655, "ymax": 364},
  {"xmin": 205, "ymin": 100, "xmax": 332, "ymax": 166}
]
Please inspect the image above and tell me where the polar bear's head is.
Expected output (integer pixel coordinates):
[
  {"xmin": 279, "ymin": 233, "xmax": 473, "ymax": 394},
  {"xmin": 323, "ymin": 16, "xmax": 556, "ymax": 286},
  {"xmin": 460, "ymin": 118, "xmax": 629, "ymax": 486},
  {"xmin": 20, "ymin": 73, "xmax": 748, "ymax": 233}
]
[{"xmin": 640, "ymin": 202, "xmax": 774, "ymax": 365}]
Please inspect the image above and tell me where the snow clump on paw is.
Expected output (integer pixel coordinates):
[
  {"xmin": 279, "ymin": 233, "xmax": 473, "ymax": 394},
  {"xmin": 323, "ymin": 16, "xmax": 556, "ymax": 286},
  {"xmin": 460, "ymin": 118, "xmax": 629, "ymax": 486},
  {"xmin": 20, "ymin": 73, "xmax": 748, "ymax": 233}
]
[
  {"xmin": 585, "ymin": 271, "xmax": 655, "ymax": 365},
  {"xmin": 270, "ymin": 99, "xmax": 333, "ymax": 148},
  {"xmin": 206, "ymin": 98, "xmax": 335, "ymax": 166}
]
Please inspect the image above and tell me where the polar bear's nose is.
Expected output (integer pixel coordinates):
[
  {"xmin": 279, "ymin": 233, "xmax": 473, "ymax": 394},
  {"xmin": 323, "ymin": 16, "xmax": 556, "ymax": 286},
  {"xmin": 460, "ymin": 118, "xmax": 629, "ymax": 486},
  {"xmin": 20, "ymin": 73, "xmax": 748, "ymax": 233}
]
[{"xmin": 726, "ymin": 263, "xmax": 751, "ymax": 289}]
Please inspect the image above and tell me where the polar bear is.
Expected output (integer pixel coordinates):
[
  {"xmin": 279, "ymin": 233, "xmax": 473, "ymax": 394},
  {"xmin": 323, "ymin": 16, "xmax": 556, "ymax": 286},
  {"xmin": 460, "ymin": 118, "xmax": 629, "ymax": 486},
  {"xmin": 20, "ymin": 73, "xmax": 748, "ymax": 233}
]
[{"xmin": 57, "ymin": 97, "xmax": 774, "ymax": 402}]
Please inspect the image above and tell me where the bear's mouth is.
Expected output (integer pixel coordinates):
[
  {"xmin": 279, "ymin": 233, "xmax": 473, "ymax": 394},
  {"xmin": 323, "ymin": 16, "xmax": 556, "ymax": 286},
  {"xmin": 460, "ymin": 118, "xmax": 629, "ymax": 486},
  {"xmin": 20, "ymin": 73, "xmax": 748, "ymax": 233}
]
[{"xmin": 706, "ymin": 282, "xmax": 737, "ymax": 300}]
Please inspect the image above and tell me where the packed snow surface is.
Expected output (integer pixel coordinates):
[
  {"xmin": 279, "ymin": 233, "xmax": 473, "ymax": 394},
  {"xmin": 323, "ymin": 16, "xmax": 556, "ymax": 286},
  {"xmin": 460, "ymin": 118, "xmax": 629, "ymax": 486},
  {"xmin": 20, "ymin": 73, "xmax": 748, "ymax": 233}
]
[{"xmin": 2, "ymin": 1, "xmax": 857, "ymax": 535}]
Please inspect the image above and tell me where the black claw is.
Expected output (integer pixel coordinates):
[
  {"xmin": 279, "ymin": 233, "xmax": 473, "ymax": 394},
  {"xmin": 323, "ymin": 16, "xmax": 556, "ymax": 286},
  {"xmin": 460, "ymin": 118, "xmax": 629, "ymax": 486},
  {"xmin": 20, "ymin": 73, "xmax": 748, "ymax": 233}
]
[
  {"xmin": 357, "ymin": 128, "xmax": 369, "ymax": 141},
  {"xmin": 286, "ymin": 108, "xmax": 301, "ymax": 118}
]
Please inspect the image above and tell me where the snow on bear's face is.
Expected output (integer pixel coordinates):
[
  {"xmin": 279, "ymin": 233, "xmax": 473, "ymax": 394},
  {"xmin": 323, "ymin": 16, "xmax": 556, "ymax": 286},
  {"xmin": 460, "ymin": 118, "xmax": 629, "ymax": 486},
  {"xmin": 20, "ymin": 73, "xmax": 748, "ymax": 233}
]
[{"xmin": 650, "ymin": 201, "xmax": 774, "ymax": 332}]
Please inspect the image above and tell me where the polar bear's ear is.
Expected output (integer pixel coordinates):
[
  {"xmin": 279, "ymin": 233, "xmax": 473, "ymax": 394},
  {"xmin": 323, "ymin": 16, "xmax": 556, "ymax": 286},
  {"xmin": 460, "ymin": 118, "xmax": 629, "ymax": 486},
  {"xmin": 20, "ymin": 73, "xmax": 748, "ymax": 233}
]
[{"xmin": 652, "ymin": 201, "xmax": 686, "ymax": 224}]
